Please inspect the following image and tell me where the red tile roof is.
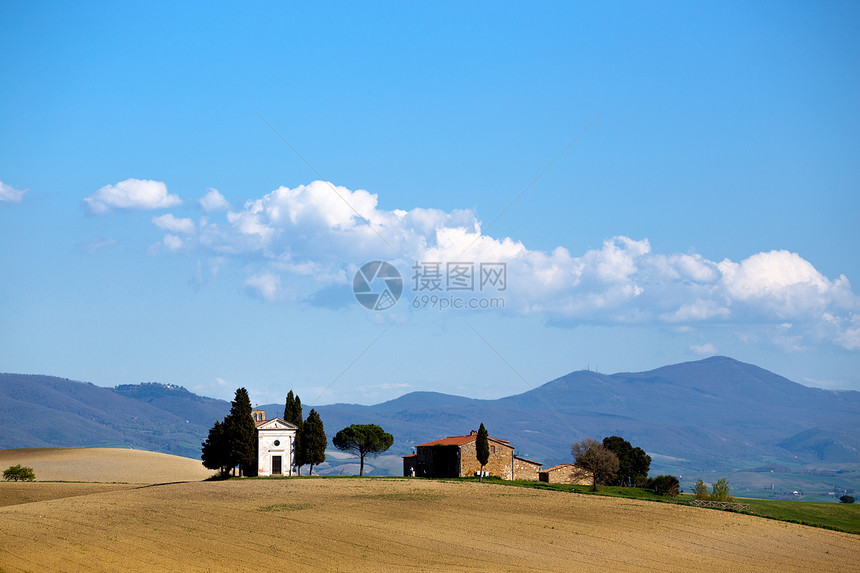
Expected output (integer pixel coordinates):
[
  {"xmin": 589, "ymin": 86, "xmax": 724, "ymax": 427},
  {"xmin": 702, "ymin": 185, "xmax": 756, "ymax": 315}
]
[
  {"xmin": 416, "ymin": 434, "xmax": 512, "ymax": 448},
  {"xmin": 402, "ymin": 453, "xmax": 417, "ymax": 458},
  {"xmin": 514, "ymin": 456, "xmax": 543, "ymax": 467},
  {"xmin": 540, "ymin": 464, "xmax": 576, "ymax": 473},
  {"xmin": 417, "ymin": 435, "xmax": 476, "ymax": 447}
]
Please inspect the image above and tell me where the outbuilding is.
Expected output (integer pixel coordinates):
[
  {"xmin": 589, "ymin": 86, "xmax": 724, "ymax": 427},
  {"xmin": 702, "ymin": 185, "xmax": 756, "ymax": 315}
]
[{"xmin": 538, "ymin": 463, "xmax": 592, "ymax": 485}]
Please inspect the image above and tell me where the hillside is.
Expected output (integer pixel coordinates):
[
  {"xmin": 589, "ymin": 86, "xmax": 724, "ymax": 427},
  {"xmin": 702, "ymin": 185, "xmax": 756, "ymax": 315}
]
[
  {"xmin": 305, "ymin": 357, "xmax": 858, "ymax": 463},
  {"xmin": 1, "ymin": 478, "xmax": 857, "ymax": 572},
  {"xmin": 298, "ymin": 357, "xmax": 860, "ymax": 496},
  {"xmin": 0, "ymin": 374, "xmax": 228, "ymax": 459},
  {"xmin": 0, "ymin": 448, "xmax": 215, "ymax": 483},
  {"xmin": 2, "ymin": 357, "xmax": 858, "ymax": 497}
]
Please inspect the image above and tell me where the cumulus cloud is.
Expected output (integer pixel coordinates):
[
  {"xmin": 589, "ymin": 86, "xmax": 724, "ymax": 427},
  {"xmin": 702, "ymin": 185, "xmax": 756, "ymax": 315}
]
[
  {"xmin": 147, "ymin": 180, "xmax": 860, "ymax": 352},
  {"xmin": 199, "ymin": 188, "xmax": 231, "ymax": 212},
  {"xmin": 0, "ymin": 180, "xmax": 28, "ymax": 203},
  {"xmin": 690, "ymin": 343, "xmax": 718, "ymax": 356},
  {"xmin": 84, "ymin": 178, "xmax": 182, "ymax": 214},
  {"xmin": 152, "ymin": 214, "xmax": 195, "ymax": 234},
  {"xmin": 718, "ymin": 251, "xmax": 853, "ymax": 319}
]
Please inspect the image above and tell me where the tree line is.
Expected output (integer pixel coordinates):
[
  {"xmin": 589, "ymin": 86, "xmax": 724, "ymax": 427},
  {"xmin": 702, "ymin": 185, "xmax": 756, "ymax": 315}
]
[
  {"xmin": 571, "ymin": 435, "xmax": 680, "ymax": 496},
  {"xmin": 201, "ymin": 388, "xmax": 393, "ymax": 477},
  {"xmin": 201, "ymin": 388, "xmax": 328, "ymax": 477}
]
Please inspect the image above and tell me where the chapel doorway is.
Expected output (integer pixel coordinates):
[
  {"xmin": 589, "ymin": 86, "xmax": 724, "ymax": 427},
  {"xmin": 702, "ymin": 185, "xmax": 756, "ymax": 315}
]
[{"xmin": 272, "ymin": 455, "xmax": 282, "ymax": 475}]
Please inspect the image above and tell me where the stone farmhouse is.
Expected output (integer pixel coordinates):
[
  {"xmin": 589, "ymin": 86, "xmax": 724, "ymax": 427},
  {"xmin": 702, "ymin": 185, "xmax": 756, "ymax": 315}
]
[
  {"xmin": 253, "ymin": 409, "xmax": 299, "ymax": 477},
  {"xmin": 403, "ymin": 430, "xmax": 543, "ymax": 480},
  {"xmin": 538, "ymin": 463, "xmax": 593, "ymax": 485}
]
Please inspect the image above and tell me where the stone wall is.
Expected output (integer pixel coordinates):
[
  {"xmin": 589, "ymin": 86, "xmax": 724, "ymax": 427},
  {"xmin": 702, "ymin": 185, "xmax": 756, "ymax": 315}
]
[
  {"xmin": 539, "ymin": 464, "xmax": 592, "ymax": 485},
  {"xmin": 459, "ymin": 439, "xmax": 515, "ymax": 479},
  {"xmin": 512, "ymin": 457, "xmax": 542, "ymax": 481}
]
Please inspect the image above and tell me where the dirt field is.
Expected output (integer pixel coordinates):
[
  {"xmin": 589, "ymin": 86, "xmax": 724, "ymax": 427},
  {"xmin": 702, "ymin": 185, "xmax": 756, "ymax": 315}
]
[
  {"xmin": 0, "ymin": 448, "xmax": 215, "ymax": 483},
  {"xmin": 1, "ymin": 477, "xmax": 857, "ymax": 572}
]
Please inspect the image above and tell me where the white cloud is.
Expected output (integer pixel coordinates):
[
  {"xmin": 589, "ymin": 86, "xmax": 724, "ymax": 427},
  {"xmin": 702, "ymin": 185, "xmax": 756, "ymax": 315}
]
[
  {"xmin": 199, "ymin": 188, "xmax": 231, "ymax": 212},
  {"xmin": 662, "ymin": 300, "xmax": 730, "ymax": 322},
  {"xmin": 84, "ymin": 178, "xmax": 182, "ymax": 214},
  {"xmin": 0, "ymin": 180, "xmax": 28, "ymax": 203},
  {"xmin": 145, "ymin": 180, "xmax": 860, "ymax": 352},
  {"xmin": 690, "ymin": 343, "xmax": 717, "ymax": 356},
  {"xmin": 245, "ymin": 272, "xmax": 281, "ymax": 301},
  {"xmin": 152, "ymin": 214, "xmax": 195, "ymax": 234},
  {"xmin": 717, "ymin": 250, "xmax": 852, "ymax": 319},
  {"xmin": 162, "ymin": 234, "xmax": 184, "ymax": 251},
  {"xmin": 801, "ymin": 377, "xmax": 851, "ymax": 390}
]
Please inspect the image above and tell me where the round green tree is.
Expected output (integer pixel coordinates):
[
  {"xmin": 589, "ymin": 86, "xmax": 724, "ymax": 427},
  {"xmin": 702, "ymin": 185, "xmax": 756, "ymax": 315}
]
[
  {"xmin": 3, "ymin": 465, "xmax": 35, "ymax": 482},
  {"xmin": 332, "ymin": 424, "xmax": 394, "ymax": 476}
]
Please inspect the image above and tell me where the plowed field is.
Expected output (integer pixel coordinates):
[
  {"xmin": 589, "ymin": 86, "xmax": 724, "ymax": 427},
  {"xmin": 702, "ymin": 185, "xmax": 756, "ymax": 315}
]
[
  {"xmin": 1, "ymin": 477, "xmax": 857, "ymax": 572},
  {"xmin": 0, "ymin": 448, "xmax": 214, "ymax": 483}
]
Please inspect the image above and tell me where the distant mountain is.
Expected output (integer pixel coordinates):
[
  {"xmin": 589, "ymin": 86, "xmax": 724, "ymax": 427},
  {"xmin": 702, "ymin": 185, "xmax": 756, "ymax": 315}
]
[
  {"xmin": 297, "ymin": 357, "xmax": 856, "ymax": 466},
  {"xmin": 3, "ymin": 357, "xmax": 859, "ymax": 499},
  {"xmin": 0, "ymin": 374, "xmax": 229, "ymax": 459},
  {"xmin": 292, "ymin": 357, "xmax": 860, "ymax": 492}
]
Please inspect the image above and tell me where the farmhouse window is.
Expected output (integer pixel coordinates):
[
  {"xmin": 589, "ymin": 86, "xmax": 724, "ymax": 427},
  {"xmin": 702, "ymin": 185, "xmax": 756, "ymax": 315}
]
[{"xmin": 491, "ymin": 445, "xmax": 495, "ymax": 453}]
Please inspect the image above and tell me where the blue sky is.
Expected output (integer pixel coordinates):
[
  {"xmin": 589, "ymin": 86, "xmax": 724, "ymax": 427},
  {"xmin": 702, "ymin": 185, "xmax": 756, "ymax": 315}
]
[{"xmin": 2, "ymin": 1, "xmax": 858, "ymax": 406}]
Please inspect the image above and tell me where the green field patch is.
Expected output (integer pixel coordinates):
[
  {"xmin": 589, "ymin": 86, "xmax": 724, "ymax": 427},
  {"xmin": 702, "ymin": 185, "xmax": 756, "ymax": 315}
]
[
  {"xmin": 741, "ymin": 498, "xmax": 860, "ymax": 534},
  {"xmin": 446, "ymin": 477, "xmax": 859, "ymax": 535}
]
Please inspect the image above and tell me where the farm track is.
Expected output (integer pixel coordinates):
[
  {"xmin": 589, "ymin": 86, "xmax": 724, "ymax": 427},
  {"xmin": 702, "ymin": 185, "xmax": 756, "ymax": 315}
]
[{"xmin": 1, "ymin": 478, "xmax": 858, "ymax": 572}]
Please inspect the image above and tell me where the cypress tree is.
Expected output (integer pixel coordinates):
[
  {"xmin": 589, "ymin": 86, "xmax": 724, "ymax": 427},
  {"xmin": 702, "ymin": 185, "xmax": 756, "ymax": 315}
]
[
  {"xmin": 283, "ymin": 390, "xmax": 304, "ymax": 475},
  {"xmin": 226, "ymin": 387, "xmax": 257, "ymax": 477},
  {"xmin": 300, "ymin": 408, "xmax": 326, "ymax": 475},
  {"xmin": 476, "ymin": 423, "xmax": 490, "ymax": 483},
  {"xmin": 201, "ymin": 419, "xmax": 231, "ymax": 477}
]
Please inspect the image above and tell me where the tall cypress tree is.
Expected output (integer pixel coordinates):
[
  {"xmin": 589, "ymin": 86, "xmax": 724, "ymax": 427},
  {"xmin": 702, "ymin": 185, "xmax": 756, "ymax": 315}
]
[
  {"xmin": 201, "ymin": 419, "xmax": 231, "ymax": 477},
  {"xmin": 226, "ymin": 387, "xmax": 257, "ymax": 477},
  {"xmin": 283, "ymin": 390, "xmax": 304, "ymax": 475},
  {"xmin": 476, "ymin": 423, "xmax": 490, "ymax": 483},
  {"xmin": 300, "ymin": 408, "xmax": 326, "ymax": 475}
]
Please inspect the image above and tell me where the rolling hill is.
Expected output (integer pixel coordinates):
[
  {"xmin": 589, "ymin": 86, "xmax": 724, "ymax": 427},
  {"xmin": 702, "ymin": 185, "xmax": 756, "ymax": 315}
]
[
  {"xmin": 2, "ymin": 357, "xmax": 858, "ymax": 497},
  {"xmin": 299, "ymin": 357, "xmax": 858, "ymax": 465},
  {"xmin": 0, "ymin": 374, "xmax": 228, "ymax": 459}
]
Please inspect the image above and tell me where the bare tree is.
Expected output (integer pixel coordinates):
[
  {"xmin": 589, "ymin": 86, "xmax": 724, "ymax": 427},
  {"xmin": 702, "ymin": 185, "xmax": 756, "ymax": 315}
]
[{"xmin": 571, "ymin": 438, "xmax": 620, "ymax": 492}]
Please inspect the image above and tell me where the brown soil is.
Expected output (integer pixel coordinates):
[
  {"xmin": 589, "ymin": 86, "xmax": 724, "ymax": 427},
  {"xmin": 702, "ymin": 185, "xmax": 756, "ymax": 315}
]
[
  {"xmin": 0, "ymin": 448, "xmax": 215, "ymax": 483},
  {"xmin": 0, "ymin": 482, "xmax": 137, "ymax": 508},
  {"xmin": 1, "ymin": 477, "xmax": 857, "ymax": 572}
]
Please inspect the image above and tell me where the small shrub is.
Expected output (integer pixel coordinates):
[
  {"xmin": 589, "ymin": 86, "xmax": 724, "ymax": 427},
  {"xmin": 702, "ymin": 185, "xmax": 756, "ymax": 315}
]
[
  {"xmin": 632, "ymin": 474, "xmax": 650, "ymax": 488},
  {"xmin": 710, "ymin": 478, "xmax": 733, "ymax": 502},
  {"xmin": 650, "ymin": 475, "xmax": 680, "ymax": 498},
  {"xmin": 3, "ymin": 465, "xmax": 35, "ymax": 482},
  {"xmin": 693, "ymin": 479, "xmax": 709, "ymax": 500},
  {"xmin": 839, "ymin": 495, "xmax": 855, "ymax": 504}
]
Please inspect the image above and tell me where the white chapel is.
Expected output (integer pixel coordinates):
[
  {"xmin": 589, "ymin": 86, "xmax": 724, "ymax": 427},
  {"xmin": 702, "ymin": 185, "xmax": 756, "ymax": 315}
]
[{"xmin": 253, "ymin": 409, "xmax": 298, "ymax": 476}]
